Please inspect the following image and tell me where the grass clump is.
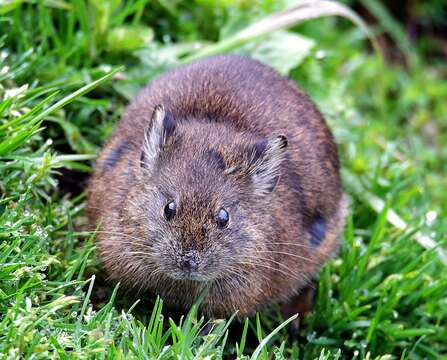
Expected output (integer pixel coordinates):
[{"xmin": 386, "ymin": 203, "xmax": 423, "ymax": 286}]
[{"xmin": 1, "ymin": 0, "xmax": 446, "ymax": 358}]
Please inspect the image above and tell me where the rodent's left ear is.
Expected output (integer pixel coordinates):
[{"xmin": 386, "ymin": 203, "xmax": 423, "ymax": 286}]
[
  {"xmin": 250, "ymin": 135, "xmax": 288, "ymax": 195},
  {"xmin": 141, "ymin": 104, "xmax": 175, "ymax": 169}
]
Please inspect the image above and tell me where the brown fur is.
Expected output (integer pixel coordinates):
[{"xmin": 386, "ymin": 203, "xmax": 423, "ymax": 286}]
[{"xmin": 87, "ymin": 55, "xmax": 348, "ymax": 317}]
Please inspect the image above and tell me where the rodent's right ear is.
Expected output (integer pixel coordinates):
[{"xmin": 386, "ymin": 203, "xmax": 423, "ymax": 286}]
[
  {"xmin": 249, "ymin": 135, "xmax": 288, "ymax": 196},
  {"xmin": 141, "ymin": 104, "xmax": 175, "ymax": 169}
]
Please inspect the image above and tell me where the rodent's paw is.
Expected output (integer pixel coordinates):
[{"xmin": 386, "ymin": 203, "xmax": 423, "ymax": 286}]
[{"xmin": 280, "ymin": 284, "xmax": 316, "ymax": 332}]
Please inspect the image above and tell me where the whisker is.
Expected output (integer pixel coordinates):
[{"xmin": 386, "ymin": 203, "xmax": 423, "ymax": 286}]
[
  {"xmin": 71, "ymin": 230, "xmax": 144, "ymax": 242},
  {"xmin": 237, "ymin": 260, "xmax": 305, "ymax": 283},
  {"xmin": 255, "ymin": 250, "xmax": 319, "ymax": 264},
  {"xmin": 238, "ymin": 257, "xmax": 307, "ymax": 284},
  {"xmin": 267, "ymin": 242, "xmax": 316, "ymax": 249},
  {"xmin": 127, "ymin": 251, "xmax": 157, "ymax": 259}
]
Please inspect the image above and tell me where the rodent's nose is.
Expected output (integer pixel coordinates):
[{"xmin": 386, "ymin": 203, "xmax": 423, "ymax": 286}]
[{"xmin": 180, "ymin": 252, "xmax": 199, "ymax": 272}]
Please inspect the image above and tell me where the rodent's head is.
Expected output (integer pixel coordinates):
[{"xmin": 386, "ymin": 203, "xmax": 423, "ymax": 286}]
[{"xmin": 126, "ymin": 105, "xmax": 288, "ymax": 286}]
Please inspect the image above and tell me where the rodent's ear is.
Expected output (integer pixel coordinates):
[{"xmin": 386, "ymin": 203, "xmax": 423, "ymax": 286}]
[
  {"xmin": 250, "ymin": 135, "xmax": 288, "ymax": 195},
  {"xmin": 141, "ymin": 104, "xmax": 175, "ymax": 169}
]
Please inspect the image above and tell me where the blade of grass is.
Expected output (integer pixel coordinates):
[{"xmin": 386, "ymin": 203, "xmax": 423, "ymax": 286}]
[
  {"xmin": 29, "ymin": 66, "xmax": 123, "ymax": 126},
  {"xmin": 250, "ymin": 314, "xmax": 298, "ymax": 360},
  {"xmin": 343, "ymin": 169, "xmax": 447, "ymax": 265},
  {"xmin": 183, "ymin": 0, "xmax": 379, "ymax": 62}
]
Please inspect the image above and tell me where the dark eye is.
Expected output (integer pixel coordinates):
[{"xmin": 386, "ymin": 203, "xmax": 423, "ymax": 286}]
[
  {"xmin": 164, "ymin": 201, "xmax": 176, "ymax": 220},
  {"xmin": 215, "ymin": 208, "xmax": 229, "ymax": 228}
]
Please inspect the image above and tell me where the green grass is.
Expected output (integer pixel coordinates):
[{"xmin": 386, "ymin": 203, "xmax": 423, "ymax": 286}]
[{"xmin": 1, "ymin": 0, "xmax": 447, "ymax": 358}]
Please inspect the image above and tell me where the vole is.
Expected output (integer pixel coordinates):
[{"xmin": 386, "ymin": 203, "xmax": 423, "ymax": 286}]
[{"xmin": 87, "ymin": 54, "xmax": 347, "ymax": 318}]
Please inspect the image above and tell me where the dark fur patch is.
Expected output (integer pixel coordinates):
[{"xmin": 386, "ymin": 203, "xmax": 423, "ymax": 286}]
[
  {"xmin": 309, "ymin": 216, "xmax": 326, "ymax": 247},
  {"xmin": 140, "ymin": 151, "xmax": 146, "ymax": 167},
  {"xmin": 163, "ymin": 108, "xmax": 176, "ymax": 139},
  {"xmin": 101, "ymin": 139, "xmax": 129, "ymax": 173},
  {"xmin": 207, "ymin": 149, "xmax": 226, "ymax": 170},
  {"xmin": 252, "ymin": 139, "xmax": 268, "ymax": 163}
]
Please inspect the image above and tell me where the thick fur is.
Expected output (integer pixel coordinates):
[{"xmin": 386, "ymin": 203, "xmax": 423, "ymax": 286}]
[{"xmin": 87, "ymin": 55, "xmax": 348, "ymax": 317}]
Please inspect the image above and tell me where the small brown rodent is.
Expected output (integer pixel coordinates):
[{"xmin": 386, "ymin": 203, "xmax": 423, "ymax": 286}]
[{"xmin": 87, "ymin": 55, "xmax": 347, "ymax": 317}]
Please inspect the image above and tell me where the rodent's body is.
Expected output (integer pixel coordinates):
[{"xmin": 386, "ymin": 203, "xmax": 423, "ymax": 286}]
[{"xmin": 87, "ymin": 55, "xmax": 347, "ymax": 317}]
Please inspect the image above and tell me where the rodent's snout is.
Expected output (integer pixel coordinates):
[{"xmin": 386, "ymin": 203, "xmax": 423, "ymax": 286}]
[
  {"xmin": 165, "ymin": 249, "xmax": 210, "ymax": 282},
  {"xmin": 180, "ymin": 251, "xmax": 199, "ymax": 272}
]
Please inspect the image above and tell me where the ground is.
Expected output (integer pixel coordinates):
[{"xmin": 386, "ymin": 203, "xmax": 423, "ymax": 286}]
[{"xmin": 0, "ymin": 1, "xmax": 446, "ymax": 359}]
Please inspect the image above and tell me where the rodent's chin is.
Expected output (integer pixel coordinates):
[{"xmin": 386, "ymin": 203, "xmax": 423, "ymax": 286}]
[{"xmin": 165, "ymin": 270, "xmax": 212, "ymax": 283}]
